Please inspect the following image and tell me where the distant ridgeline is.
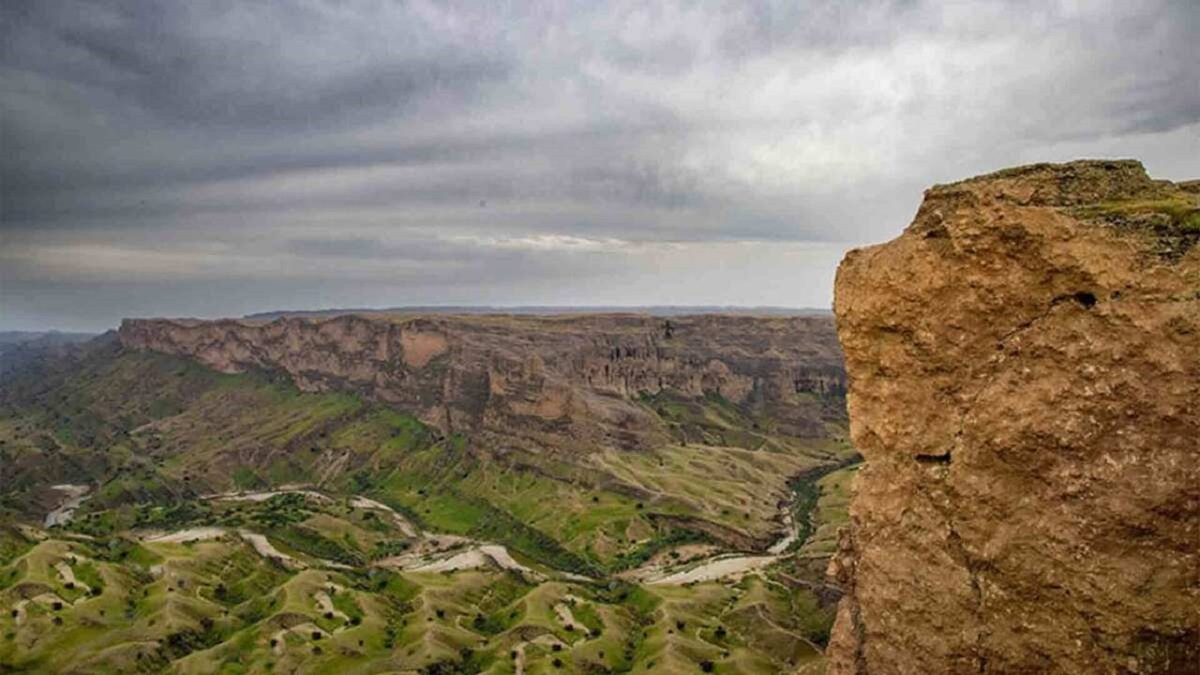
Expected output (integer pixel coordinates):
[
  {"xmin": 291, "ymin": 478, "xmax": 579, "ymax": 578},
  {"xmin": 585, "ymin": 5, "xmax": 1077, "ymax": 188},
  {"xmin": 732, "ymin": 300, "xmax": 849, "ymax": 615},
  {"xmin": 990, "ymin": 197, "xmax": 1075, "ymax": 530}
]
[
  {"xmin": 242, "ymin": 305, "xmax": 833, "ymax": 321},
  {"xmin": 117, "ymin": 313, "xmax": 847, "ymax": 453},
  {"xmin": 0, "ymin": 330, "xmax": 99, "ymax": 379}
]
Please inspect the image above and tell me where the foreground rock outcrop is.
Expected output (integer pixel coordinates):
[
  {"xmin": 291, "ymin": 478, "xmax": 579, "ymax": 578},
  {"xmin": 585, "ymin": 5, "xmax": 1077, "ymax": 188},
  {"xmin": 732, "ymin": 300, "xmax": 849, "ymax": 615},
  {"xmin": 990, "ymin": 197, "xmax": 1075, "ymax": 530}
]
[
  {"xmin": 120, "ymin": 313, "xmax": 846, "ymax": 455},
  {"xmin": 829, "ymin": 160, "xmax": 1199, "ymax": 673}
]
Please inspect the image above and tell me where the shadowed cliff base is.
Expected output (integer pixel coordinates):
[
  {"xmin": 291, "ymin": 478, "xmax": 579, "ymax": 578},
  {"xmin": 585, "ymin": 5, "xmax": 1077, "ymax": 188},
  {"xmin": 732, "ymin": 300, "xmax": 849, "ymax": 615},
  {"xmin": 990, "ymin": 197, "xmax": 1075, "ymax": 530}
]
[{"xmin": 828, "ymin": 160, "xmax": 1199, "ymax": 673}]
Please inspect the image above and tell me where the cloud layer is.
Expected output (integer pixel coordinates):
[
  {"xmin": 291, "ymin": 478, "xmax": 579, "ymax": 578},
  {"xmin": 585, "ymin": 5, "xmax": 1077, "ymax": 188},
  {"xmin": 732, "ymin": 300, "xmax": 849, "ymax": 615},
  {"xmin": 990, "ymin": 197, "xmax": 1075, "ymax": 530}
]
[{"xmin": 3, "ymin": 0, "xmax": 1198, "ymax": 330}]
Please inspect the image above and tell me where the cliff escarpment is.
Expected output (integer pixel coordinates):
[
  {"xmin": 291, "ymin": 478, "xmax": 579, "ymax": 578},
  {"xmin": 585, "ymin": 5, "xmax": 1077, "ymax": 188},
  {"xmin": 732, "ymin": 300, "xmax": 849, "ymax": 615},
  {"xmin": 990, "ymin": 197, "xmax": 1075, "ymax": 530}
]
[
  {"xmin": 119, "ymin": 313, "xmax": 846, "ymax": 456},
  {"xmin": 829, "ymin": 160, "xmax": 1199, "ymax": 672}
]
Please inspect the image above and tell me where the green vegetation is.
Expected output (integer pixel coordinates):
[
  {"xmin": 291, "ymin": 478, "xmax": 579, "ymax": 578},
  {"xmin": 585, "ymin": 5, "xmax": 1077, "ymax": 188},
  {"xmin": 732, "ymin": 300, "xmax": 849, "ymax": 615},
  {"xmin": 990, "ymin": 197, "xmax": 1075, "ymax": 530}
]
[
  {"xmin": 784, "ymin": 457, "xmax": 862, "ymax": 554},
  {"xmin": 796, "ymin": 463, "xmax": 860, "ymax": 559},
  {"xmin": 611, "ymin": 527, "xmax": 708, "ymax": 572},
  {"xmin": 639, "ymin": 389, "xmax": 842, "ymax": 452},
  {"xmin": 2, "ymin": 348, "xmax": 855, "ymax": 575},
  {"xmin": 0, "ymin": 342, "xmax": 857, "ymax": 672},
  {"xmin": 0, "ymin": 492, "xmax": 840, "ymax": 673},
  {"xmin": 1070, "ymin": 190, "xmax": 1200, "ymax": 257}
]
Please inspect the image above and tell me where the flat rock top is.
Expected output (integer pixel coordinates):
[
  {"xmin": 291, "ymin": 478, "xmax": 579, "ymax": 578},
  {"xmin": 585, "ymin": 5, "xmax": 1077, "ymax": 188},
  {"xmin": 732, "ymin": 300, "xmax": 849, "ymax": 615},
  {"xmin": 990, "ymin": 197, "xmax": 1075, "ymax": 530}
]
[{"xmin": 928, "ymin": 159, "xmax": 1158, "ymax": 206}]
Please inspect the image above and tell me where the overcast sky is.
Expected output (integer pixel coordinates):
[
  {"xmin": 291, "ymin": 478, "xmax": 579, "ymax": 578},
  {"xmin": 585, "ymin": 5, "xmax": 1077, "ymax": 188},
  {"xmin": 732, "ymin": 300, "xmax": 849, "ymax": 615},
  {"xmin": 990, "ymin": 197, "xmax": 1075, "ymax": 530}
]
[{"xmin": 2, "ymin": 1, "xmax": 1198, "ymax": 331}]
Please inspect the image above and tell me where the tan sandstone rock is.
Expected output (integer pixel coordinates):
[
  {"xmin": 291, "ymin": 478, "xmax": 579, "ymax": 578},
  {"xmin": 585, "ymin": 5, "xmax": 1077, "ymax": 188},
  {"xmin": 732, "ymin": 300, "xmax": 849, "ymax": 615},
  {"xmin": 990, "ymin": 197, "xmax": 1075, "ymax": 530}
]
[
  {"xmin": 829, "ymin": 160, "xmax": 1199, "ymax": 673},
  {"xmin": 119, "ymin": 313, "xmax": 846, "ymax": 457}
]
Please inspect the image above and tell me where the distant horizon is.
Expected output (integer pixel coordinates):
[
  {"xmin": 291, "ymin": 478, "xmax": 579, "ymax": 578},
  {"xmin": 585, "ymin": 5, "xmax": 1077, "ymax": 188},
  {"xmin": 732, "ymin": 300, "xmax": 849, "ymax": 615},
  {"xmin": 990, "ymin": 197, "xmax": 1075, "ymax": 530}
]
[
  {"xmin": 242, "ymin": 303, "xmax": 833, "ymax": 318},
  {"xmin": 3, "ymin": 303, "xmax": 834, "ymax": 335}
]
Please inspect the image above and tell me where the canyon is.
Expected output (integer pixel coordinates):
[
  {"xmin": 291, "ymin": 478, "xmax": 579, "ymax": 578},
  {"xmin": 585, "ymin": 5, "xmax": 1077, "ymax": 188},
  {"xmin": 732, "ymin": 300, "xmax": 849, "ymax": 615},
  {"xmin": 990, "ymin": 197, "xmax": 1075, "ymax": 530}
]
[
  {"xmin": 118, "ymin": 313, "xmax": 847, "ymax": 456},
  {"xmin": 1, "ymin": 311, "xmax": 856, "ymax": 672}
]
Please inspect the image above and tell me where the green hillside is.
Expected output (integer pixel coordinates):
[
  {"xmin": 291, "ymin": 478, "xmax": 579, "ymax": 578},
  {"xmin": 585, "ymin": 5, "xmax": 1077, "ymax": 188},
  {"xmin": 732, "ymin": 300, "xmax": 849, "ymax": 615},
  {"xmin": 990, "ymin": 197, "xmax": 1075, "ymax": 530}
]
[{"xmin": 0, "ymin": 344, "xmax": 857, "ymax": 673}]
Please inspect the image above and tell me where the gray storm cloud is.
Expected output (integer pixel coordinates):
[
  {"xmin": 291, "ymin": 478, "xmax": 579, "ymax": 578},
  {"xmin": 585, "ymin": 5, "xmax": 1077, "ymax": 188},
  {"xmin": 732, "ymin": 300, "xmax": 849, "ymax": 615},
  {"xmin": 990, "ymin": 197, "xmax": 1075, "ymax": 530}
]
[{"xmin": 2, "ymin": 0, "xmax": 1198, "ymax": 330}]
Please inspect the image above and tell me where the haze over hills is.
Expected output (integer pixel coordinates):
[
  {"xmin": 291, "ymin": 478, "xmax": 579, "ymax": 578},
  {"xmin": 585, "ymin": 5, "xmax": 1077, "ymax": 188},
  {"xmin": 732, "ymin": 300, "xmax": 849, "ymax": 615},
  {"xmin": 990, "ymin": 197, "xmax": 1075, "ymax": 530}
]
[
  {"xmin": 243, "ymin": 307, "xmax": 832, "ymax": 321},
  {"xmin": 0, "ymin": 332, "xmax": 97, "ymax": 346},
  {"xmin": 0, "ymin": 332, "xmax": 100, "ymax": 379}
]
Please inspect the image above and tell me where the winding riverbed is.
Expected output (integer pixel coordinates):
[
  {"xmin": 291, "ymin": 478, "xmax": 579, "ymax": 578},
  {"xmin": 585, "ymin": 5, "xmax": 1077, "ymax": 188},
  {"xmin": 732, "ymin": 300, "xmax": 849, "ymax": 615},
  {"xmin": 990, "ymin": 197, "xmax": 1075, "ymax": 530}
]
[
  {"xmin": 44, "ymin": 484, "xmax": 90, "ymax": 528},
  {"xmin": 640, "ymin": 457, "xmax": 859, "ymax": 585}
]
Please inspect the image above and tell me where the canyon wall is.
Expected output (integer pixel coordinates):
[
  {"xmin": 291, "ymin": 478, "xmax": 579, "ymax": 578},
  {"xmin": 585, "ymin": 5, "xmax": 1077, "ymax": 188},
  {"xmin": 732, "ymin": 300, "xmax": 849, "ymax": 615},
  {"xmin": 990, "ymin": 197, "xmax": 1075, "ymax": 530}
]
[
  {"xmin": 828, "ymin": 160, "xmax": 1199, "ymax": 672},
  {"xmin": 120, "ymin": 313, "xmax": 846, "ymax": 455}
]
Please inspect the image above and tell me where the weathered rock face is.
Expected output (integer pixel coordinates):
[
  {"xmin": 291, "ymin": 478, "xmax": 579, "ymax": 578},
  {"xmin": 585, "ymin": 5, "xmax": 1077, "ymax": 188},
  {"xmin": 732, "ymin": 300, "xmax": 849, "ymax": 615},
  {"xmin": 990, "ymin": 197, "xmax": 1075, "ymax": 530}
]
[
  {"xmin": 119, "ymin": 313, "xmax": 846, "ymax": 454},
  {"xmin": 828, "ymin": 160, "xmax": 1200, "ymax": 673}
]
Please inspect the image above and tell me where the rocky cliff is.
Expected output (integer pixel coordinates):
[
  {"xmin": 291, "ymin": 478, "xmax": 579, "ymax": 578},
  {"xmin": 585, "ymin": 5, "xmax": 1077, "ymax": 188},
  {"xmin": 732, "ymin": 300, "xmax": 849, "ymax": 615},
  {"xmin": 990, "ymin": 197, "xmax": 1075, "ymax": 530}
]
[
  {"xmin": 828, "ymin": 160, "xmax": 1199, "ymax": 673},
  {"xmin": 119, "ymin": 313, "xmax": 846, "ymax": 456}
]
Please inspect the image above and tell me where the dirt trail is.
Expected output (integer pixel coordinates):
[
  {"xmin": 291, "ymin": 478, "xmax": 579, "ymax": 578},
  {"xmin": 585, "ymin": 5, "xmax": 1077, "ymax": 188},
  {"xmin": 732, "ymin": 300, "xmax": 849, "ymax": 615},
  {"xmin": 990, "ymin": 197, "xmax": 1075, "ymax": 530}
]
[
  {"xmin": 349, "ymin": 496, "xmax": 418, "ymax": 536},
  {"xmin": 554, "ymin": 602, "xmax": 577, "ymax": 629},
  {"xmin": 553, "ymin": 597, "xmax": 590, "ymax": 647},
  {"xmin": 649, "ymin": 554, "xmax": 778, "ymax": 585},
  {"xmin": 198, "ymin": 487, "xmax": 548, "ymax": 577},
  {"xmin": 44, "ymin": 484, "xmax": 90, "ymax": 528},
  {"xmin": 31, "ymin": 592, "xmax": 67, "ymax": 609},
  {"xmin": 512, "ymin": 634, "xmax": 570, "ymax": 675},
  {"xmin": 314, "ymin": 588, "xmax": 348, "ymax": 622},
  {"xmin": 239, "ymin": 531, "xmax": 302, "ymax": 568},
  {"xmin": 146, "ymin": 527, "xmax": 227, "ymax": 543},
  {"xmin": 401, "ymin": 544, "xmax": 539, "ymax": 577},
  {"xmin": 270, "ymin": 629, "xmax": 287, "ymax": 655},
  {"xmin": 270, "ymin": 622, "xmax": 329, "ymax": 655},
  {"xmin": 54, "ymin": 561, "xmax": 89, "ymax": 594},
  {"xmin": 207, "ymin": 488, "xmax": 330, "ymax": 503}
]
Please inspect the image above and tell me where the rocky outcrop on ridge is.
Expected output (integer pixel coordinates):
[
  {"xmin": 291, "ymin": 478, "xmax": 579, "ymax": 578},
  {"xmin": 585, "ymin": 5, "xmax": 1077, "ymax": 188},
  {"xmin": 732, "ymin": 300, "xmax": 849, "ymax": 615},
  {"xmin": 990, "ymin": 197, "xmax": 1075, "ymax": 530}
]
[
  {"xmin": 120, "ymin": 313, "xmax": 846, "ymax": 456},
  {"xmin": 828, "ymin": 160, "xmax": 1199, "ymax": 673}
]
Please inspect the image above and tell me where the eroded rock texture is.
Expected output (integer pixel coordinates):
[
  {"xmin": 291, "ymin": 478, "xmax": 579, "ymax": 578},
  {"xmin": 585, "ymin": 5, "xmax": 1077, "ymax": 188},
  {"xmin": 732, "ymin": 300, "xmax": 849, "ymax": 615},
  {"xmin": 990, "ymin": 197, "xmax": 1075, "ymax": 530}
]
[
  {"xmin": 829, "ymin": 160, "xmax": 1199, "ymax": 673},
  {"xmin": 120, "ymin": 313, "xmax": 845, "ymax": 455}
]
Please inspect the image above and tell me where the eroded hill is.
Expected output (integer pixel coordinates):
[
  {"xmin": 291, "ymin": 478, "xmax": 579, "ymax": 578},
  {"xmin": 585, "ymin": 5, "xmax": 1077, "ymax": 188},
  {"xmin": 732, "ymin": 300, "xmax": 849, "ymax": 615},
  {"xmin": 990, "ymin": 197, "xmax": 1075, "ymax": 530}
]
[
  {"xmin": 0, "ymin": 313, "xmax": 857, "ymax": 673},
  {"xmin": 118, "ymin": 314, "xmax": 846, "ymax": 454}
]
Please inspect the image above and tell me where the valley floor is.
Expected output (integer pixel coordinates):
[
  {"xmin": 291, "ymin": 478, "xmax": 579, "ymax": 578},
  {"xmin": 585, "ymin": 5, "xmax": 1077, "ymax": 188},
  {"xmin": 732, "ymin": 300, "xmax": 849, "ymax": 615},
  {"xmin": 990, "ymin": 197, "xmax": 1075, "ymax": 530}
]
[
  {"xmin": 1, "ymin": 461, "xmax": 860, "ymax": 674},
  {"xmin": 0, "ymin": 348, "xmax": 859, "ymax": 673}
]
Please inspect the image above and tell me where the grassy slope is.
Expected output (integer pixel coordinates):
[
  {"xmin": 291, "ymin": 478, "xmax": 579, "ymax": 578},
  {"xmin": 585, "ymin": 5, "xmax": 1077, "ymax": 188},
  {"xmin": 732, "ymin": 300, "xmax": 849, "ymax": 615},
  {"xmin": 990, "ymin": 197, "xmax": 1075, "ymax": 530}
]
[
  {"xmin": 2, "ymin": 349, "xmax": 853, "ymax": 574},
  {"xmin": 1, "ymin": 347, "xmax": 856, "ymax": 672},
  {"xmin": 1, "ymin": 498, "xmax": 835, "ymax": 674},
  {"xmin": 1068, "ymin": 184, "xmax": 1200, "ymax": 258},
  {"xmin": 796, "ymin": 463, "xmax": 860, "ymax": 560}
]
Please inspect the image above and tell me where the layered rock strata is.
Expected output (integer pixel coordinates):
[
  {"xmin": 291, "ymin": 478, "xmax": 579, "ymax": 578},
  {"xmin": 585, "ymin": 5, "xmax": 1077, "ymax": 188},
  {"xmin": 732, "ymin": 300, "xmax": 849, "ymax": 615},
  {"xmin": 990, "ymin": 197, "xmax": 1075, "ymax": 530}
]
[{"xmin": 120, "ymin": 313, "xmax": 846, "ymax": 454}]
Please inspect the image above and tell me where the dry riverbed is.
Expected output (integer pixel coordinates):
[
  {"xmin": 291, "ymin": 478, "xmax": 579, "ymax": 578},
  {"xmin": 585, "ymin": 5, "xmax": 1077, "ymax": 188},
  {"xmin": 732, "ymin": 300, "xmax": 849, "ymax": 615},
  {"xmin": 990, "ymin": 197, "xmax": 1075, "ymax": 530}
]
[{"xmin": 44, "ymin": 484, "xmax": 90, "ymax": 528}]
